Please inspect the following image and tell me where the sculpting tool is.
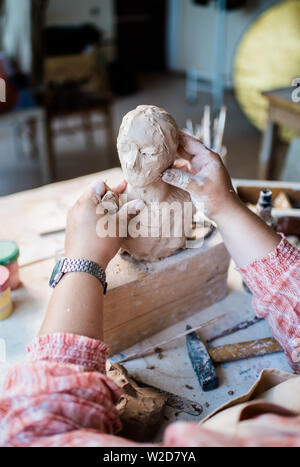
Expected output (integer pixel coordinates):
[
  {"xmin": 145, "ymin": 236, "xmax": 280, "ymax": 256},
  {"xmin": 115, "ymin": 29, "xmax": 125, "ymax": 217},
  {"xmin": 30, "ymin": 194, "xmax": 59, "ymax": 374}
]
[
  {"xmin": 195, "ymin": 123, "xmax": 202, "ymax": 139},
  {"xmin": 213, "ymin": 117, "xmax": 219, "ymax": 150},
  {"xmin": 202, "ymin": 105, "xmax": 211, "ymax": 148},
  {"xmin": 208, "ymin": 337, "xmax": 283, "ymax": 363},
  {"xmin": 186, "ymin": 119, "xmax": 194, "ymax": 136},
  {"xmin": 186, "ymin": 325, "xmax": 219, "ymax": 392},
  {"xmin": 184, "ymin": 105, "xmax": 227, "ymax": 155},
  {"xmin": 214, "ymin": 106, "xmax": 227, "ymax": 154},
  {"xmin": 185, "ymin": 326, "xmax": 282, "ymax": 392},
  {"xmin": 116, "ymin": 312, "xmax": 232, "ymax": 364},
  {"xmin": 206, "ymin": 316, "xmax": 263, "ymax": 344},
  {"xmin": 40, "ymin": 228, "xmax": 66, "ymax": 237},
  {"xmin": 101, "ymin": 190, "xmax": 119, "ymax": 214}
]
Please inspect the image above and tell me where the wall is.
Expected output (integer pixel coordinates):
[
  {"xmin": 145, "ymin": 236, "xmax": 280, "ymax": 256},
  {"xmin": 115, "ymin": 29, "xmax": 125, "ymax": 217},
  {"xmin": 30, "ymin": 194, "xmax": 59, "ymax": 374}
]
[
  {"xmin": 167, "ymin": 0, "xmax": 282, "ymax": 87},
  {"xmin": 46, "ymin": 0, "xmax": 116, "ymax": 60},
  {"xmin": 1, "ymin": 0, "xmax": 32, "ymax": 73},
  {"xmin": 47, "ymin": 0, "xmax": 115, "ymax": 40}
]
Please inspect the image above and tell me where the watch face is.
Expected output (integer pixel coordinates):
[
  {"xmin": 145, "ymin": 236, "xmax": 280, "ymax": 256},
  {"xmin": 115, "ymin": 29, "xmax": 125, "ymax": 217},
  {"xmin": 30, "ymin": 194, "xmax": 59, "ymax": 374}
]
[{"xmin": 49, "ymin": 259, "xmax": 64, "ymax": 288}]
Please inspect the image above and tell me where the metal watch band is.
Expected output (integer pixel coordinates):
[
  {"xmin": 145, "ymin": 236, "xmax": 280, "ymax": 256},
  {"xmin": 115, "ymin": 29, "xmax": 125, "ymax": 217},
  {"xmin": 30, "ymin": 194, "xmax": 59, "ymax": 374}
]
[{"xmin": 61, "ymin": 258, "xmax": 107, "ymax": 294}]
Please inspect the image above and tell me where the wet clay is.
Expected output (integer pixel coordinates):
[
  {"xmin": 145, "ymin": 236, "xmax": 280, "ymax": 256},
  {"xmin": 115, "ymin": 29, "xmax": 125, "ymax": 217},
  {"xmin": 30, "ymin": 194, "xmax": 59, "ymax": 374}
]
[
  {"xmin": 117, "ymin": 105, "xmax": 192, "ymax": 261},
  {"xmin": 107, "ymin": 362, "xmax": 167, "ymax": 442}
]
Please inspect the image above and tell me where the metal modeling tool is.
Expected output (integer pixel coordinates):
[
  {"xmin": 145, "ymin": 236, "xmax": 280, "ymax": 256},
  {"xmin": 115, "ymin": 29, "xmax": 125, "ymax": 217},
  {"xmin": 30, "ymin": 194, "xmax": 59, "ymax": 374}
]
[{"xmin": 186, "ymin": 325, "xmax": 219, "ymax": 392}]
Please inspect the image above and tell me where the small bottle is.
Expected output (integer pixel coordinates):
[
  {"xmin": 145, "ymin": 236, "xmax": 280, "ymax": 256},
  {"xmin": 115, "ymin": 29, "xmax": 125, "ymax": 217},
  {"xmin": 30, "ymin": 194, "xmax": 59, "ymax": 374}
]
[
  {"xmin": 0, "ymin": 266, "xmax": 13, "ymax": 321},
  {"xmin": 255, "ymin": 189, "xmax": 276, "ymax": 229}
]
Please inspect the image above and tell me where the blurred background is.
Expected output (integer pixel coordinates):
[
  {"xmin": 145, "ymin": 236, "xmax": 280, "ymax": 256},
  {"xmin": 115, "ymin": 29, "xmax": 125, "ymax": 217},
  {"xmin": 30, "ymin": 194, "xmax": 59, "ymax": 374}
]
[{"xmin": 0, "ymin": 0, "xmax": 299, "ymax": 196}]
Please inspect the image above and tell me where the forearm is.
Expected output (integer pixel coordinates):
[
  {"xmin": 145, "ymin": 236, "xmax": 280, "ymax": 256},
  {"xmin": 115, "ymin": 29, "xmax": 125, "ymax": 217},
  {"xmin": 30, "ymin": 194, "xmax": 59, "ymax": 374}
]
[
  {"xmin": 38, "ymin": 178, "xmax": 140, "ymax": 341},
  {"xmin": 163, "ymin": 134, "xmax": 300, "ymax": 372},
  {"xmin": 238, "ymin": 235, "xmax": 300, "ymax": 372},
  {"xmin": 214, "ymin": 195, "xmax": 281, "ymax": 268},
  {"xmin": 215, "ymin": 198, "xmax": 300, "ymax": 372},
  {"xmin": 0, "ymin": 334, "xmax": 122, "ymax": 446},
  {"xmin": 39, "ymin": 271, "xmax": 105, "ymax": 340}
]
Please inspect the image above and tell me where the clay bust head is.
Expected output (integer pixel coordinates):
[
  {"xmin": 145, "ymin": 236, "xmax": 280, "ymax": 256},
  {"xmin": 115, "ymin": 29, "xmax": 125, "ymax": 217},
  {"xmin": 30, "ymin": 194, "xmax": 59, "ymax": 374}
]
[{"xmin": 117, "ymin": 105, "xmax": 179, "ymax": 188}]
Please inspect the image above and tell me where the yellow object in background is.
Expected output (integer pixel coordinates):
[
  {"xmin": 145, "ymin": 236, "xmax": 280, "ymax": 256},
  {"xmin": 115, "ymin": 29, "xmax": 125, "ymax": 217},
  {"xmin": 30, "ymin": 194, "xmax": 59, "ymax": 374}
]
[
  {"xmin": 234, "ymin": 0, "xmax": 300, "ymax": 141},
  {"xmin": 0, "ymin": 266, "xmax": 13, "ymax": 321}
]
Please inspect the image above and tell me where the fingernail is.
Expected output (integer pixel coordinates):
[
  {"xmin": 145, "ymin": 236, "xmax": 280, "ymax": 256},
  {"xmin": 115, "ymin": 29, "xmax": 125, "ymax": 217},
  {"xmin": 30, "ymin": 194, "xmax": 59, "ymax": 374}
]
[
  {"xmin": 91, "ymin": 180, "xmax": 105, "ymax": 204},
  {"xmin": 162, "ymin": 169, "xmax": 190, "ymax": 190},
  {"xmin": 162, "ymin": 170, "xmax": 177, "ymax": 184}
]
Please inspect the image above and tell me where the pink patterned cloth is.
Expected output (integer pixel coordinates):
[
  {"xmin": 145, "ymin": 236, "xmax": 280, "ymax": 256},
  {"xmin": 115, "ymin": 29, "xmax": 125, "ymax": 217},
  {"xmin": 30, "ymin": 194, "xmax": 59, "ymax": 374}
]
[
  {"xmin": 239, "ymin": 236, "xmax": 300, "ymax": 373},
  {"xmin": 0, "ymin": 237, "xmax": 299, "ymax": 447}
]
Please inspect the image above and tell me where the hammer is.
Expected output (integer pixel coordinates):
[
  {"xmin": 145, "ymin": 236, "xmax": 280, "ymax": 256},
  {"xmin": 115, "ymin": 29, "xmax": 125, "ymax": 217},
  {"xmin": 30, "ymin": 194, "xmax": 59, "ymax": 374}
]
[{"xmin": 186, "ymin": 325, "xmax": 282, "ymax": 392}]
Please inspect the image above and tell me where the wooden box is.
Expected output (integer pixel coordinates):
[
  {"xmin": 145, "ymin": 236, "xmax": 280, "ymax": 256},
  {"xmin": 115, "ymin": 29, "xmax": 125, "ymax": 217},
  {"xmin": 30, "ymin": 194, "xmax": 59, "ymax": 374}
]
[
  {"xmin": 234, "ymin": 179, "xmax": 300, "ymax": 217},
  {"xmin": 104, "ymin": 232, "xmax": 231, "ymax": 355}
]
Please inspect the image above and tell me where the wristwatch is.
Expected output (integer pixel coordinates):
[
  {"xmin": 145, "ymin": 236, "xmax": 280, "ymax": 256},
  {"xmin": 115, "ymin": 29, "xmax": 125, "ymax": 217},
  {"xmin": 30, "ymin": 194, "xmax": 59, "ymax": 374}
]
[{"xmin": 49, "ymin": 258, "xmax": 107, "ymax": 295}]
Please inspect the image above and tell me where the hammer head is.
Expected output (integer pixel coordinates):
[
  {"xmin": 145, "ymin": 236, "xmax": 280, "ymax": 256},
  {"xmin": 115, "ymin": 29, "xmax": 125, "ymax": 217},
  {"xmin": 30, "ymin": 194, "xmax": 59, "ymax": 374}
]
[{"xmin": 186, "ymin": 325, "xmax": 219, "ymax": 392}]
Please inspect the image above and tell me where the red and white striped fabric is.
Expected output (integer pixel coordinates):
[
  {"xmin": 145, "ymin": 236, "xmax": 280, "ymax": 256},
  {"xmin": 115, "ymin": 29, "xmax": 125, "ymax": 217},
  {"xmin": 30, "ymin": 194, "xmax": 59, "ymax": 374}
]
[
  {"xmin": 0, "ymin": 237, "xmax": 299, "ymax": 447},
  {"xmin": 239, "ymin": 236, "xmax": 300, "ymax": 373}
]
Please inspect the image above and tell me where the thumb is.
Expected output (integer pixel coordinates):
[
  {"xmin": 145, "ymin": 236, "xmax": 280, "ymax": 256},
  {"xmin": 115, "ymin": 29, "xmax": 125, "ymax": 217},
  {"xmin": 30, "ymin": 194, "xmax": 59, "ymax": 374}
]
[
  {"xmin": 162, "ymin": 169, "xmax": 203, "ymax": 195},
  {"xmin": 80, "ymin": 179, "xmax": 106, "ymax": 206}
]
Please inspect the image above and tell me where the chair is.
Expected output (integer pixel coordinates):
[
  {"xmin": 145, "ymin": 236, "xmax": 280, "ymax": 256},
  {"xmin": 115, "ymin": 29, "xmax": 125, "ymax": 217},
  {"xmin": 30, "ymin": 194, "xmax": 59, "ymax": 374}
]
[{"xmin": 43, "ymin": 48, "xmax": 118, "ymax": 179}]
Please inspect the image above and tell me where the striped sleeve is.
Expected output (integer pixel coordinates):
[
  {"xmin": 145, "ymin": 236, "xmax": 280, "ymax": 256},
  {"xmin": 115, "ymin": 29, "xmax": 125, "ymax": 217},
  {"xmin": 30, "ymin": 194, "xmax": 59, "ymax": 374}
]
[
  {"xmin": 238, "ymin": 237, "xmax": 300, "ymax": 373},
  {"xmin": 0, "ymin": 334, "xmax": 122, "ymax": 446}
]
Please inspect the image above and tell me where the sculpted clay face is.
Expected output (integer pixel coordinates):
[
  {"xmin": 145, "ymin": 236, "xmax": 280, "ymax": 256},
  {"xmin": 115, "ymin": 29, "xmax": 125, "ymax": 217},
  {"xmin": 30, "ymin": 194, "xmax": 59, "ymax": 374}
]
[
  {"xmin": 117, "ymin": 105, "xmax": 179, "ymax": 188},
  {"xmin": 114, "ymin": 105, "xmax": 192, "ymax": 261}
]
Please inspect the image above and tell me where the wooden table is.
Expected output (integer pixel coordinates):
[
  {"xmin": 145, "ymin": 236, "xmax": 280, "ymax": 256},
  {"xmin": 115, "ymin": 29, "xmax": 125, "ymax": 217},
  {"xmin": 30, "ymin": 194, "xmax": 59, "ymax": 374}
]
[
  {"xmin": 0, "ymin": 170, "xmax": 292, "ymax": 441},
  {"xmin": 259, "ymin": 87, "xmax": 300, "ymax": 180}
]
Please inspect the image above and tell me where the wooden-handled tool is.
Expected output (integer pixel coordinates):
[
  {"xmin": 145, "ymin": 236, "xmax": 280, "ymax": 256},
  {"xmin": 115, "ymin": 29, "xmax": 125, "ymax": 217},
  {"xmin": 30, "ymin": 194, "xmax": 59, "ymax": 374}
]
[
  {"xmin": 208, "ymin": 337, "xmax": 283, "ymax": 363},
  {"xmin": 186, "ymin": 325, "xmax": 219, "ymax": 392},
  {"xmin": 186, "ymin": 328, "xmax": 283, "ymax": 392}
]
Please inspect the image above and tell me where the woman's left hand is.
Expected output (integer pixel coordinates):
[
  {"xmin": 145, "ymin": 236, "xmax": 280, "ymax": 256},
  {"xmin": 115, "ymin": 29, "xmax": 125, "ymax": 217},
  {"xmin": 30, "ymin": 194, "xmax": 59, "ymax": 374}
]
[{"xmin": 65, "ymin": 179, "xmax": 145, "ymax": 269}]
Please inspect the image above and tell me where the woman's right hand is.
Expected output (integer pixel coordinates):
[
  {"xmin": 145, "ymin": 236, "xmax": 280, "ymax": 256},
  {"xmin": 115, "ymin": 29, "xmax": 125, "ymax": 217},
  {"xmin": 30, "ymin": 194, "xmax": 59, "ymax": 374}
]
[
  {"xmin": 162, "ymin": 132, "xmax": 237, "ymax": 221},
  {"xmin": 65, "ymin": 179, "xmax": 145, "ymax": 269}
]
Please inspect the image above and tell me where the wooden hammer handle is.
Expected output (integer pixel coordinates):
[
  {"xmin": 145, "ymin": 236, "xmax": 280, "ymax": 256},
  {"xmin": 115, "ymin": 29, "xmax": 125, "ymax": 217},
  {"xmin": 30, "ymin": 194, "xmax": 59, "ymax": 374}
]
[{"xmin": 208, "ymin": 337, "xmax": 283, "ymax": 363}]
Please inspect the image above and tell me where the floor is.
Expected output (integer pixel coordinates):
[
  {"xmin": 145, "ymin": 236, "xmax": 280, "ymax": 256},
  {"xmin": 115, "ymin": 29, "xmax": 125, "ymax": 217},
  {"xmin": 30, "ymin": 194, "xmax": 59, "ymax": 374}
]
[{"xmin": 0, "ymin": 72, "xmax": 262, "ymax": 197}]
